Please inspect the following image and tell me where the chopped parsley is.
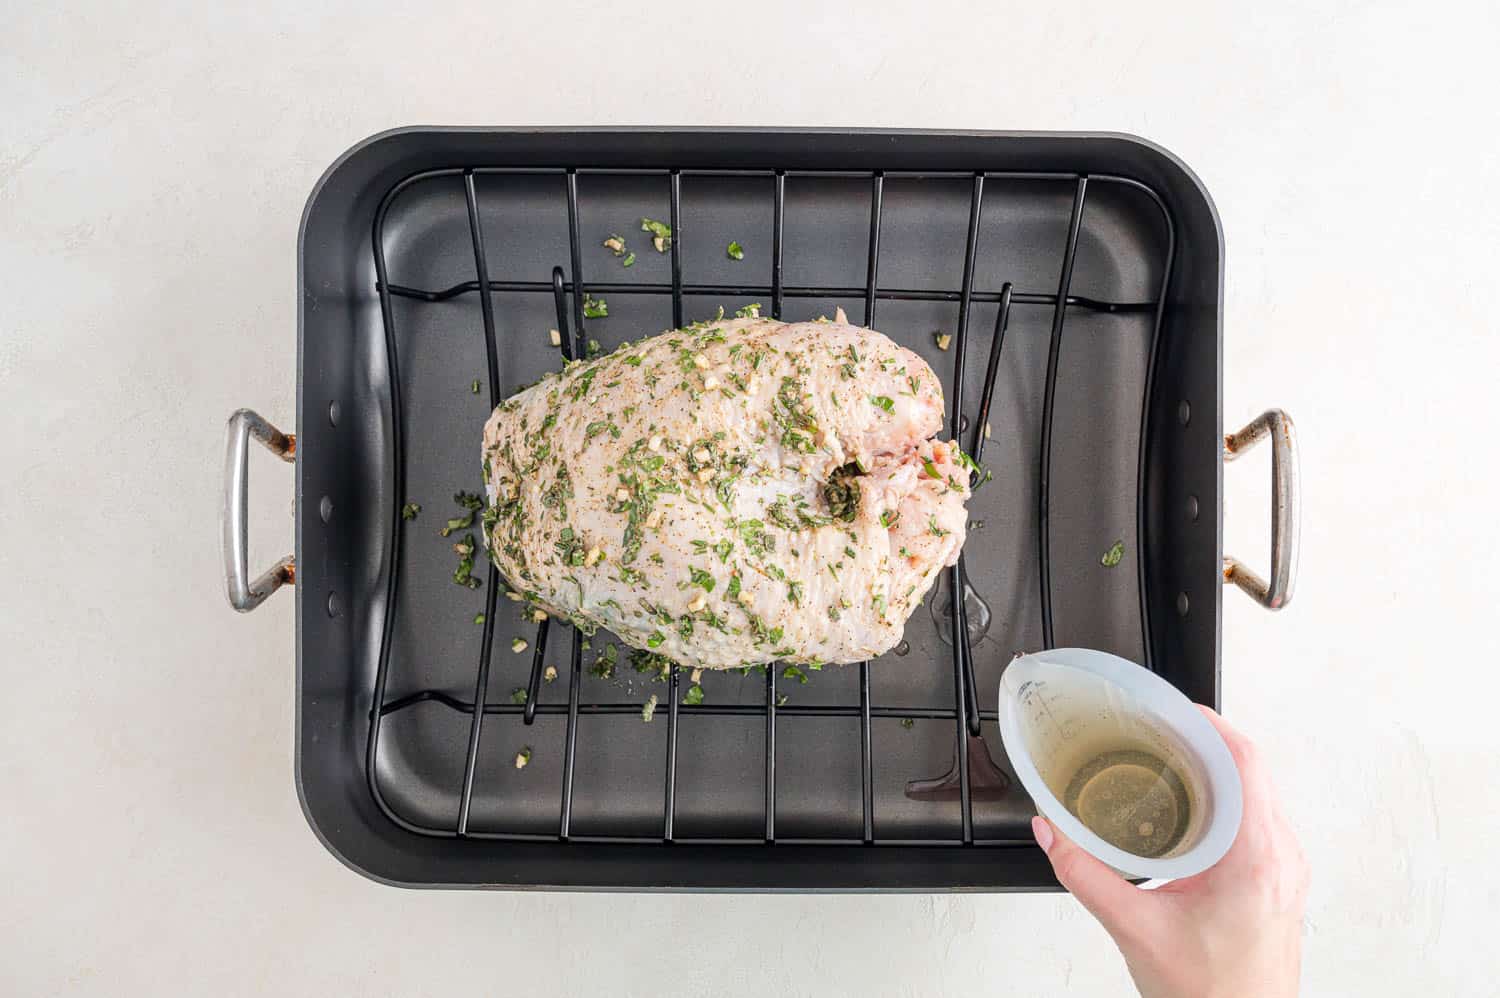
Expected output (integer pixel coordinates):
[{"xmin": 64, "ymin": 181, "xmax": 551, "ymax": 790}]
[
  {"xmin": 683, "ymin": 684, "xmax": 705, "ymax": 706},
  {"xmin": 782, "ymin": 665, "xmax": 810, "ymax": 685},
  {"xmin": 473, "ymin": 612, "xmax": 485, "ymax": 625},
  {"xmin": 631, "ymin": 649, "xmax": 674, "ymax": 682},
  {"xmin": 441, "ymin": 491, "xmax": 486, "ymax": 537},
  {"xmin": 541, "ymin": 466, "xmax": 574, "ymax": 518},
  {"xmin": 900, "ymin": 717, "xmax": 915, "ymax": 730},
  {"xmin": 622, "ymin": 251, "xmax": 636, "ymax": 267},
  {"xmin": 590, "ymin": 644, "xmax": 619, "ymax": 679},
  {"xmin": 766, "ymin": 497, "xmax": 800, "ymax": 530},
  {"xmin": 554, "ymin": 527, "xmax": 587, "ymax": 567},
  {"xmin": 774, "ymin": 376, "xmax": 818, "ymax": 453},
  {"xmin": 869, "ymin": 395, "xmax": 895, "ymax": 414},
  {"xmin": 566, "ymin": 365, "xmax": 600, "ymax": 400},
  {"xmin": 1101, "ymin": 540, "xmax": 1125, "ymax": 568},
  {"xmin": 734, "ymin": 303, "xmax": 762, "ymax": 319},
  {"xmin": 401, "ymin": 502, "xmax": 421, "ymax": 521},
  {"xmin": 689, "ymin": 567, "xmax": 716, "ymax": 592},
  {"xmin": 737, "ymin": 519, "xmax": 774, "ymax": 555},
  {"xmin": 510, "ymin": 687, "xmax": 528, "ymax": 704},
  {"xmin": 953, "ymin": 445, "xmax": 987, "ymax": 489},
  {"xmin": 641, "ymin": 217, "xmax": 673, "ymax": 253},
  {"xmin": 746, "ymin": 617, "xmax": 784, "ymax": 649},
  {"xmin": 879, "ymin": 509, "xmax": 900, "ymax": 529},
  {"xmin": 584, "ymin": 419, "xmax": 621, "ymax": 444},
  {"xmin": 582, "ymin": 293, "xmax": 608, "ymax": 319},
  {"xmin": 726, "ymin": 241, "xmax": 745, "ymax": 261},
  {"xmin": 452, "ymin": 534, "xmax": 483, "ymax": 589},
  {"xmin": 839, "ymin": 347, "xmax": 860, "ymax": 380}
]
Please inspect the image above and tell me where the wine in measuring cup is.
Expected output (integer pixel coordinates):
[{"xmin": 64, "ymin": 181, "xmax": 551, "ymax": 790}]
[
  {"xmin": 1058, "ymin": 744, "xmax": 1193, "ymax": 857},
  {"xmin": 1026, "ymin": 692, "xmax": 1200, "ymax": 859},
  {"xmin": 999, "ymin": 649, "xmax": 1244, "ymax": 879}
]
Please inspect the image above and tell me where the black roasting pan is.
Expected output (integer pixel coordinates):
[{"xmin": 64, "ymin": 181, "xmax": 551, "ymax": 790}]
[{"xmin": 222, "ymin": 128, "xmax": 1297, "ymax": 890}]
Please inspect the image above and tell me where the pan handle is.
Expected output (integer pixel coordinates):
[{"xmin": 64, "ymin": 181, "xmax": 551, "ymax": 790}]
[
  {"xmin": 1222, "ymin": 409, "xmax": 1299, "ymax": 609},
  {"xmin": 222, "ymin": 408, "xmax": 296, "ymax": 612}
]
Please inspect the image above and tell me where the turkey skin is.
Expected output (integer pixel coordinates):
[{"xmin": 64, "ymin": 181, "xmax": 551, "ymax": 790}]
[{"xmin": 481, "ymin": 315, "xmax": 971, "ymax": 670}]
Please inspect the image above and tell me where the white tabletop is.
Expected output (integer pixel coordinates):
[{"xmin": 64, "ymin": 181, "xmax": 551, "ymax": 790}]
[{"xmin": 5, "ymin": 1, "xmax": 1497, "ymax": 994}]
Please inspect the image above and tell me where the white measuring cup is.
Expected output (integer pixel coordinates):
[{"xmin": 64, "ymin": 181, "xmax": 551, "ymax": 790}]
[{"xmin": 997, "ymin": 648, "xmax": 1242, "ymax": 883}]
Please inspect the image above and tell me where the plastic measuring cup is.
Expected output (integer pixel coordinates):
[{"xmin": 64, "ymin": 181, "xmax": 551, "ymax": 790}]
[{"xmin": 997, "ymin": 648, "xmax": 1243, "ymax": 882}]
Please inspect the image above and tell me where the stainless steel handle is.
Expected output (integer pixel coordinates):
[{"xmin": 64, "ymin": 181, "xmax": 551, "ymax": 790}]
[
  {"xmin": 222, "ymin": 409, "xmax": 296, "ymax": 612},
  {"xmin": 1222, "ymin": 408, "xmax": 1299, "ymax": 609}
]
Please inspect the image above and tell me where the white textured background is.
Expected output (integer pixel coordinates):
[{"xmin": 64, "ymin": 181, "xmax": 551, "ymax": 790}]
[{"xmin": 4, "ymin": 1, "xmax": 1497, "ymax": 994}]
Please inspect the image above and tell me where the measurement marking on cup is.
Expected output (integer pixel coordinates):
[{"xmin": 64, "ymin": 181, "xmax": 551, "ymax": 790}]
[{"xmin": 1023, "ymin": 682, "xmax": 1077, "ymax": 742}]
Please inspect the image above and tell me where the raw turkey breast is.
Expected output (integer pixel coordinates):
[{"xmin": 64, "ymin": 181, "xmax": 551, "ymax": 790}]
[{"xmin": 481, "ymin": 314, "xmax": 971, "ymax": 670}]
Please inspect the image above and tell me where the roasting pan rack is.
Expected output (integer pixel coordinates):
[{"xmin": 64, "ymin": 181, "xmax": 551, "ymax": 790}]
[{"xmin": 364, "ymin": 165, "xmax": 1169, "ymax": 847}]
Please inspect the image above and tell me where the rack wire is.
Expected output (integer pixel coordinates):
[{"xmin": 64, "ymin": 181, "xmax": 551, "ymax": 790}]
[{"xmin": 365, "ymin": 165, "xmax": 1175, "ymax": 846}]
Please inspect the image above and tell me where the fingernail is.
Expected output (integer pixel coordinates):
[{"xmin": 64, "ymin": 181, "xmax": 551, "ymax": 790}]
[{"xmin": 1031, "ymin": 816, "xmax": 1053, "ymax": 852}]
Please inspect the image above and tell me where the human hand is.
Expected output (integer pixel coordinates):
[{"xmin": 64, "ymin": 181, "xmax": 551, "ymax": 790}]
[{"xmin": 1031, "ymin": 705, "xmax": 1309, "ymax": 998}]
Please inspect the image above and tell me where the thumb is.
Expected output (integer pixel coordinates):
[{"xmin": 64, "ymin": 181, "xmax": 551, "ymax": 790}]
[{"xmin": 1032, "ymin": 816, "xmax": 1153, "ymax": 938}]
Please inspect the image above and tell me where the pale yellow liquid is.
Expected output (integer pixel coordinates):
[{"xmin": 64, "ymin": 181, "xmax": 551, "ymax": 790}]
[{"xmin": 1061, "ymin": 748, "xmax": 1191, "ymax": 858}]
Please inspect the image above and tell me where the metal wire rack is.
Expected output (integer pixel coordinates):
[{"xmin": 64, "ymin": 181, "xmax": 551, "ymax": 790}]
[{"xmin": 365, "ymin": 165, "xmax": 1174, "ymax": 847}]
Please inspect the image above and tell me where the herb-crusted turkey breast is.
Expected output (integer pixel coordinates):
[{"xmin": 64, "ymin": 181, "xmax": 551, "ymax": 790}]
[{"xmin": 481, "ymin": 314, "xmax": 971, "ymax": 670}]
